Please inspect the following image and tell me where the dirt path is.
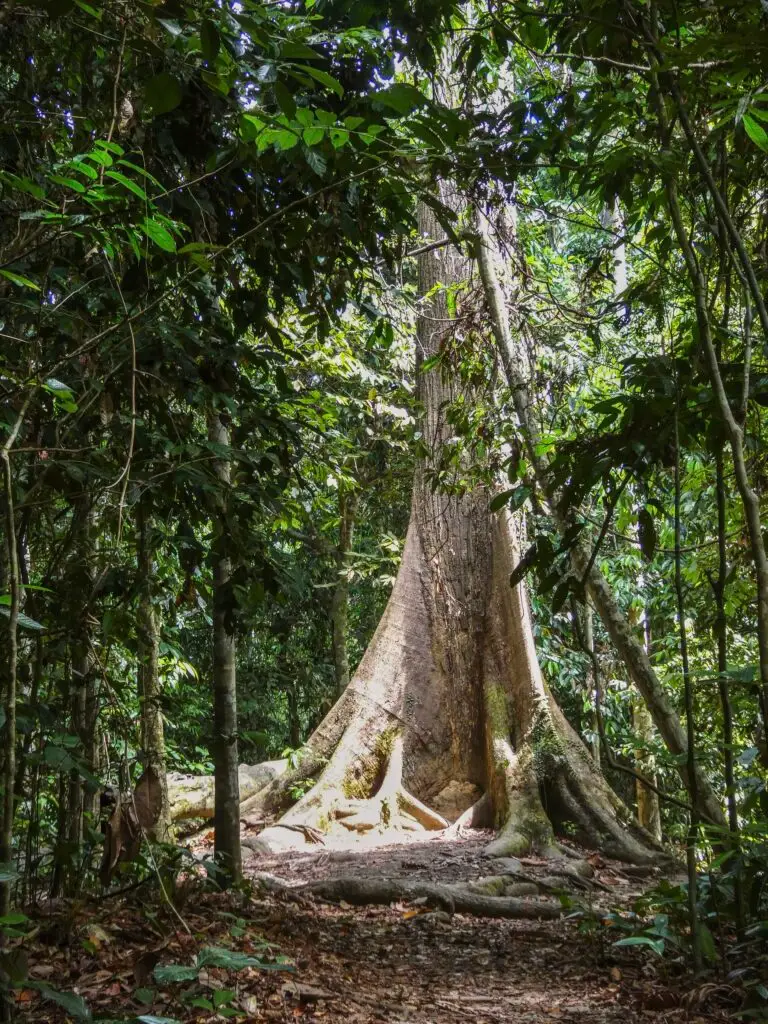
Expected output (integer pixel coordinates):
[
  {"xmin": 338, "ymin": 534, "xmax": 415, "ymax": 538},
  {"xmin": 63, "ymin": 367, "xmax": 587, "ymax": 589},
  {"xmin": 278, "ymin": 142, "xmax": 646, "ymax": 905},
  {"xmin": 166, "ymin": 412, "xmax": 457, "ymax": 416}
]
[
  {"xmin": 19, "ymin": 830, "xmax": 733, "ymax": 1022},
  {"xmin": 236, "ymin": 829, "xmax": 728, "ymax": 1023}
]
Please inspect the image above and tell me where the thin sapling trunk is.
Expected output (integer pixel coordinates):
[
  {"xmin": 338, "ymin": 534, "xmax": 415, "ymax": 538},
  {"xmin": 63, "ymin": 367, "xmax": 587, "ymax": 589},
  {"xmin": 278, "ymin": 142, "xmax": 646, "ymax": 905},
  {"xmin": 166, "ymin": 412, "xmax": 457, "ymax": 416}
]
[{"xmin": 208, "ymin": 407, "xmax": 242, "ymax": 887}]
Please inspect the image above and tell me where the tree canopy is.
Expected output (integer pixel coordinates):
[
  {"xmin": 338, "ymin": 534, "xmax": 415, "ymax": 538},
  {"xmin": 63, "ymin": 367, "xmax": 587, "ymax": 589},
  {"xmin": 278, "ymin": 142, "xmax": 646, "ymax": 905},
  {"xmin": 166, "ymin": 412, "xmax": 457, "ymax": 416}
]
[{"xmin": 2, "ymin": 0, "xmax": 768, "ymax": 1017}]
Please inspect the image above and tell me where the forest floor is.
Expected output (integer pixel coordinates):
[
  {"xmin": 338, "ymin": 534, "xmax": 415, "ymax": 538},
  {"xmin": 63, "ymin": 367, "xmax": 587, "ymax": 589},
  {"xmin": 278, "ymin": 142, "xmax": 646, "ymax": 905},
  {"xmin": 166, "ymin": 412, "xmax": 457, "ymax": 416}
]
[{"xmin": 18, "ymin": 829, "xmax": 738, "ymax": 1023}]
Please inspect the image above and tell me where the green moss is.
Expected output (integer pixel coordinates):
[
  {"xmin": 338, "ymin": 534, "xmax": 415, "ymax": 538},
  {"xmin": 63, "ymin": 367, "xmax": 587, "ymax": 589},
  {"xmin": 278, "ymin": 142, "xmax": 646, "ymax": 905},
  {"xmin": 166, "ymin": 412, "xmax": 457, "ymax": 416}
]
[
  {"xmin": 530, "ymin": 717, "xmax": 566, "ymax": 779},
  {"xmin": 341, "ymin": 727, "xmax": 400, "ymax": 800},
  {"xmin": 342, "ymin": 758, "xmax": 378, "ymax": 799},
  {"xmin": 373, "ymin": 725, "xmax": 398, "ymax": 760},
  {"xmin": 484, "ymin": 682, "xmax": 508, "ymax": 735}
]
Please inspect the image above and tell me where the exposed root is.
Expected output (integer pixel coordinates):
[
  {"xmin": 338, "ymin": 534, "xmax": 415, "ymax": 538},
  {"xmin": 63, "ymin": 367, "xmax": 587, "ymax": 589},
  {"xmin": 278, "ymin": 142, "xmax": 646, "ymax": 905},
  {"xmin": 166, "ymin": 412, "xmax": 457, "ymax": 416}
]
[
  {"xmin": 269, "ymin": 731, "xmax": 448, "ymax": 842},
  {"xmin": 284, "ymin": 875, "xmax": 562, "ymax": 920},
  {"xmin": 168, "ymin": 760, "xmax": 287, "ymax": 820}
]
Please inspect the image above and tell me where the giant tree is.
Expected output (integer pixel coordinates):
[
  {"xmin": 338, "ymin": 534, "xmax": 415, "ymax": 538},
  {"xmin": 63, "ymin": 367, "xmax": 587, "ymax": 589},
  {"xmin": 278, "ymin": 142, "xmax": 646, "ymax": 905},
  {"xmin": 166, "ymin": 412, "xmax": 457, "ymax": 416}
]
[{"xmin": 246, "ymin": 181, "xmax": 661, "ymax": 863}]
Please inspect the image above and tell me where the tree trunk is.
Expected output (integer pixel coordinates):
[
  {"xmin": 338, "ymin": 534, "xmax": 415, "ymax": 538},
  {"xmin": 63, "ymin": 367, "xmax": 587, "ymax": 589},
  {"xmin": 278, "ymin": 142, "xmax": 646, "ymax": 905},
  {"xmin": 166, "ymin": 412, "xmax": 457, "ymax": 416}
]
[
  {"xmin": 472, "ymin": 206, "xmax": 726, "ymax": 831},
  {"xmin": 247, "ymin": 191, "xmax": 661, "ymax": 864},
  {"xmin": 0, "ymin": 444, "xmax": 20, "ymax": 915},
  {"xmin": 137, "ymin": 502, "xmax": 171, "ymax": 841},
  {"xmin": 66, "ymin": 497, "xmax": 95, "ymax": 894},
  {"xmin": 208, "ymin": 408, "xmax": 242, "ymax": 886},
  {"xmin": 635, "ymin": 603, "xmax": 661, "ymax": 841},
  {"xmin": 330, "ymin": 490, "xmax": 358, "ymax": 695}
]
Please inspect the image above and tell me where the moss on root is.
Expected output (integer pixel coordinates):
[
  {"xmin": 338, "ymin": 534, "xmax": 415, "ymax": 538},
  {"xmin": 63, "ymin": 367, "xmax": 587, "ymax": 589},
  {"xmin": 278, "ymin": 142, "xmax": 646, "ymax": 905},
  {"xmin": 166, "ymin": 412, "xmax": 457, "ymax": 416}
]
[
  {"xmin": 484, "ymin": 683, "xmax": 509, "ymax": 740},
  {"xmin": 341, "ymin": 726, "xmax": 400, "ymax": 800}
]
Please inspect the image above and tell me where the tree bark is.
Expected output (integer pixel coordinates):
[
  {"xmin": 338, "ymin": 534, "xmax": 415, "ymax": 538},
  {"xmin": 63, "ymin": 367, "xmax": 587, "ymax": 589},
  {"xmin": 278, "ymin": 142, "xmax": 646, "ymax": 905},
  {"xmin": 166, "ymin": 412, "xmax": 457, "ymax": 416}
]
[
  {"xmin": 208, "ymin": 408, "xmax": 242, "ymax": 886},
  {"xmin": 0, "ymin": 442, "xmax": 20, "ymax": 915},
  {"xmin": 246, "ymin": 190, "xmax": 661, "ymax": 864},
  {"xmin": 330, "ymin": 490, "xmax": 358, "ymax": 695},
  {"xmin": 66, "ymin": 496, "xmax": 96, "ymax": 894},
  {"xmin": 137, "ymin": 502, "xmax": 170, "ymax": 840},
  {"xmin": 168, "ymin": 760, "xmax": 287, "ymax": 820},
  {"xmin": 634, "ymin": 602, "xmax": 661, "ymax": 840},
  {"xmin": 472, "ymin": 207, "xmax": 726, "ymax": 831}
]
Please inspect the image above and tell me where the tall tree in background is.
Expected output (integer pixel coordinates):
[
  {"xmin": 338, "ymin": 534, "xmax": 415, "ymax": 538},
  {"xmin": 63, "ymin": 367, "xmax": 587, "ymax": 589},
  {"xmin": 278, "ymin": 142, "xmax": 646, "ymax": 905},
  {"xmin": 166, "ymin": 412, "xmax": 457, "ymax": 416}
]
[
  {"xmin": 249, "ymin": 182, "xmax": 659, "ymax": 862},
  {"xmin": 208, "ymin": 404, "xmax": 241, "ymax": 885}
]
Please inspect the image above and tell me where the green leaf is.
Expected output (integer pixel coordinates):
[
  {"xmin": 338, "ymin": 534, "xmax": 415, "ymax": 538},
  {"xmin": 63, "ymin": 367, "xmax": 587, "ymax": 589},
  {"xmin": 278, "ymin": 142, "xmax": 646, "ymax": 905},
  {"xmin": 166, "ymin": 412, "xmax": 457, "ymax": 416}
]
[
  {"xmin": 27, "ymin": 981, "xmax": 91, "ymax": 1019},
  {"xmin": 201, "ymin": 19, "xmax": 220, "ymax": 62},
  {"xmin": 69, "ymin": 159, "xmax": 99, "ymax": 180},
  {"xmin": 304, "ymin": 147, "xmax": 326, "ymax": 176},
  {"xmin": 490, "ymin": 486, "xmax": 531, "ymax": 513},
  {"xmin": 698, "ymin": 923, "xmax": 718, "ymax": 961},
  {"xmin": 49, "ymin": 174, "xmax": 86, "ymax": 193},
  {"xmin": 140, "ymin": 218, "xmax": 177, "ymax": 252},
  {"xmin": 94, "ymin": 139, "xmax": 125, "ymax": 155},
  {"xmin": 273, "ymin": 130, "xmax": 300, "ymax": 151},
  {"xmin": 43, "ymin": 744, "xmax": 74, "ymax": 769},
  {"xmin": 614, "ymin": 935, "xmax": 664, "ymax": 955},
  {"xmin": 743, "ymin": 114, "xmax": 768, "ymax": 152},
  {"xmin": 196, "ymin": 946, "xmax": 295, "ymax": 972},
  {"xmin": 137, "ymin": 1016, "xmax": 182, "ymax": 1024},
  {"xmin": 0, "ymin": 268, "xmax": 40, "ymax": 291},
  {"xmin": 280, "ymin": 40, "xmax": 320, "ymax": 59},
  {"xmin": 490, "ymin": 489, "xmax": 516, "ymax": 512},
  {"xmin": 0, "ymin": 912, "xmax": 28, "ymax": 926},
  {"xmin": 637, "ymin": 507, "xmax": 657, "ymax": 562},
  {"xmin": 104, "ymin": 171, "xmax": 148, "ymax": 201},
  {"xmin": 145, "ymin": 73, "xmax": 183, "ymax": 116},
  {"xmin": 374, "ymin": 83, "xmax": 426, "ymax": 115},
  {"xmin": 0, "ymin": 864, "xmax": 19, "ymax": 883},
  {"xmin": 0, "ymin": 607, "xmax": 46, "ymax": 632},
  {"xmin": 302, "ymin": 126, "xmax": 325, "ymax": 146},
  {"xmin": 155, "ymin": 18, "xmax": 182, "ymax": 36},
  {"xmin": 153, "ymin": 963, "xmax": 198, "ymax": 983},
  {"xmin": 213, "ymin": 989, "xmax": 235, "ymax": 1009},
  {"xmin": 42, "ymin": 377, "xmax": 77, "ymax": 412},
  {"xmin": 300, "ymin": 66, "xmax": 344, "ymax": 97},
  {"xmin": 551, "ymin": 579, "xmax": 571, "ymax": 615},
  {"xmin": 117, "ymin": 161, "xmax": 163, "ymax": 188},
  {"xmin": 83, "ymin": 148, "xmax": 113, "ymax": 167},
  {"xmin": 73, "ymin": 0, "xmax": 101, "ymax": 17}
]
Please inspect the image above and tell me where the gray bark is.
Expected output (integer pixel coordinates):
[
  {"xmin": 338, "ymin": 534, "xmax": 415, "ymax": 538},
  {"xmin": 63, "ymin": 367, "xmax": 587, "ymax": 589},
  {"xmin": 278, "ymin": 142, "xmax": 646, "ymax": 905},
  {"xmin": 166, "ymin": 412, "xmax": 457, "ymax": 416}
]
[
  {"xmin": 292, "ymin": 876, "xmax": 562, "ymax": 920},
  {"xmin": 0, "ymin": 443, "xmax": 19, "ymax": 915},
  {"xmin": 635, "ymin": 603, "xmax": 661, "ymax": 840},
  {"xmin": 137, "ymin": 503, "xmax": 170, "ymax": 840},
  {"xmin": 330, "ymin": 491, "xmax": 358, "ymax": 695},
  {"xmin": 168, "ymin": 760, "xmax": 287, "ymax": 819},
  {"xmin": 249, "ymin": 189, "xmax": 661, "ymax": 864},
  {"xmin": 472, "ymin": 208, "xmax": 726, "ymax": 831},
  {"xmin": 209, "ymin": 409, "xmax": 242, "ymax": 886}
]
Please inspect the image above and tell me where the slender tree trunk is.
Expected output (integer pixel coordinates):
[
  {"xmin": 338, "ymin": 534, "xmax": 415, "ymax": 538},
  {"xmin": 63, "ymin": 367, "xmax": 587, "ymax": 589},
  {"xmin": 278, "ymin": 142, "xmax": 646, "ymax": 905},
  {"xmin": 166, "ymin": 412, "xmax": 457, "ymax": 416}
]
[
  {"xmin": 208, "ymin": 409, "xmax": 241, "ymax": 886},
  {"xmin": 473, "ymin": 207, "xmax": 726, "ymax": 830},
  {"xmin": 653, "ymin": 84, "xmax": 768, "ymax": 739},
  {"xmin": 634, "ymin": 601, "xmax": 661, "ymax": 840},
  {"xmin": 66, "ymin": 653, "xmax": 86, "ymax": 890},
  {"xmin": 287, "ymin": 672, "xmax": 301, "ymax": 750},
  {"xmin": 673, "ymin": 411, "xmax": 702, "ymax": 971},
  {"xmin": 137, "ymin": 502, "xmax": 171, "ymax": 840},
  {"xmin": 66, "ymin": 498, "xmax": 96, "ymax": 893},
  {"xmin": 49, "ymin": 756, "xmax": 68, "ymax": 898},
  {"xmin": 330, "ymin": 490, "xmax": 358, "ymax": 695},
  {"xmin": 714, "ymin": 446, "xmax": 743, "ymax": 931},
  {"xmin": 581, "ymin": 602, "xmax": 600, "ymax": 764},
  {"xmin": 0, "ymin": 448, "xmax": 19, "ymax": 914}
]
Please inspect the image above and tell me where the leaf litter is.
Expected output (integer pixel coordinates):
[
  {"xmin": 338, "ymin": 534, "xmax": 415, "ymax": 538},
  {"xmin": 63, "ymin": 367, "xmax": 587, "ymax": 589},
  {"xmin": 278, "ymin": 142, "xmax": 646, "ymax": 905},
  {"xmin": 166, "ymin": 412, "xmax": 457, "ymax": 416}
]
[{"xmin": 14, "ymin": 830, "xmax": 735, "ymax": 1023}]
